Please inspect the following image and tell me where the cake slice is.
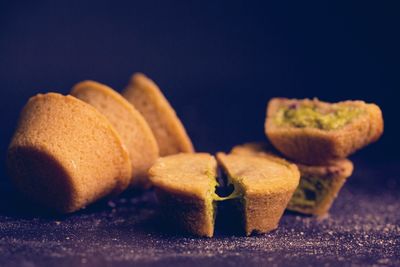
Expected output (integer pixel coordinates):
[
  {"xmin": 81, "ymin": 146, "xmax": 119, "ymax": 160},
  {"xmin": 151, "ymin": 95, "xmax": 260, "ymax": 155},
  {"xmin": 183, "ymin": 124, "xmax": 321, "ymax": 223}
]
[
  {"xmin": 149, "ymin": 153, "xmax": 218, "ymax": 237},
  {"xmin": 265, "ymin": 98, "xmax": 383, "ymax": 164},
  {"xmin": 71, "ymin": 81, "xmax": 159, "ymax": 188},
  {"xmin": 216, "ymin": 153, "xmax": 300, "ymax": 235},
  {"xmin": 231, "ymin": 142, "xmax": 353, "ymax": 216},
  {"xmin": 122, "ymin": 73, "xmax": 194, "ymax": 156},
  {"xmin": 7, "ymin": 93, "xmax": 132, "ymax": 213}
]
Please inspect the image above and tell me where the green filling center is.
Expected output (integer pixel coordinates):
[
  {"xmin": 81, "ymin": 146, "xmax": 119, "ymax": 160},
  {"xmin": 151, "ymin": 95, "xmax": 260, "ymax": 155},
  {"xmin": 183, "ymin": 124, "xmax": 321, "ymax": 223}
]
[
  {"xmin": 211, "ymin": 173, "xmax": 244, "ymax": 202},
  {"xmin": 213, "ymin": 185, "xmax": 243, "ymax": 201},
  {"xmin": 205, "ymin": 170, "xmax": 244, "ymax": 228},
  {"xmin": 206, "ymin": 172, "xmax": 244, "ymax": 228},
  {"xmin": 210, "ymin": 173, "xmax": 246, "ymax": 234},
  {"xmin": 289, "ymin": 176, "xmax": 332, "ymax": 209},
  {"xmin": 275, "ymin": 104, "xmax": 363, "ymax": 130}
]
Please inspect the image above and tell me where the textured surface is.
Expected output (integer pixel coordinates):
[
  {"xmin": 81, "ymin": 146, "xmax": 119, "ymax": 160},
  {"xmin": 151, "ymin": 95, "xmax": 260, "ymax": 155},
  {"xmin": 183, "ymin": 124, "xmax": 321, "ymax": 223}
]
[
  {"xmin": 0, "ymin": 158, "xmax": 399, "ymax": 267},
  {"xmin": 122, "ymin": 73, "xmax": 195, "ymax": 156},
  {"xmin": 7, "ymin": 93, "xmax": 132, "ymax": 213},
  {"xmin": 71, "ymin": 80, "xmax": 159, "ymax": 188}
]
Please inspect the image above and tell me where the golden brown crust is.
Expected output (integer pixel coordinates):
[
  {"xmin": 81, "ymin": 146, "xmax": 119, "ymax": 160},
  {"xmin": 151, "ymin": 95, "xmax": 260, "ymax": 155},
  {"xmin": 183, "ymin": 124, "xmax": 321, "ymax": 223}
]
[
  {"xmin": 122, "ymin": 73, "xmax": 194, "ymax": 156},
  {"xmin": 71, "ymin": 80, "xmax": 159, "ymax": 188},
  {"xmin": 216, "ymin": 153, "xmax": 300, "ymax": 194},
  {"xmin": 296, "ymin": 159, "xmax": 353, "ymax": 179},
  {"xmin": 365, "ymin": 103, "xmax": 384, "ymax": 143},
  {"xmin": 149, "ymin": 153, "xmax": 217, "ymax": 237},
  {"xmin": 149, "ymin": 153, "xmax": 217, "ymax": 199},
  {"xmin": 244, "ymin": 191, "xmax": 295, "ymax": 235},
  {"xmin": 155, "ymin": 189, "xmax": 214, "ymax": 237},
  {"xmin": 231, "ymin": 142, "xmax": 353, "ymax": 216},
  {"xmin": 216, "ymin": 153, "xmax": 300, "ymax": 235},
  {"xmin": 230, "ymin": 142, "xmax": 283, "ymax": 161},
  {"xmin": 7, "ymin": 93, "xmax": 132, "ymax": 213},
  {"xmin": 265, "ymin": 98, "xmax": 384, "ymax": 164}
]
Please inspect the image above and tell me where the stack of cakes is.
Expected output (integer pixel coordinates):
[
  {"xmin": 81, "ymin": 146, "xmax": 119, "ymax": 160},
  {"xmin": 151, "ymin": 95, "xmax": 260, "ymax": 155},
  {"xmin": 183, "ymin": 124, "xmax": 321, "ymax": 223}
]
[{"xmin": 232, "ymin": 98, "xmax": 384, "ymax": 217}]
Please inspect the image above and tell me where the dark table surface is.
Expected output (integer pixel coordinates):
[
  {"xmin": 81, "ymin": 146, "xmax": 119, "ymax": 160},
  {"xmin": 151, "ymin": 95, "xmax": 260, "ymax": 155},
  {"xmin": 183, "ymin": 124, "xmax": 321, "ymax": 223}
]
[{"xmin": 0, "ymin": 157, "xmax": 399, "ymax": 267}]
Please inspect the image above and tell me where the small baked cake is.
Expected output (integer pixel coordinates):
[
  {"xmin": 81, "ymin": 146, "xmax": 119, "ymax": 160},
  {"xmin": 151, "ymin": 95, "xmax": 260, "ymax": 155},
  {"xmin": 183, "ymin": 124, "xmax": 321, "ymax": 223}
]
[
  {"xmin": 288, "ymin": 159, "xmax": 353, "ymax": 216},
  {"xmin": 71, "ymin": 81, "xmax": 159, "ymax": 188},
  {"xmin": 7, "ymin": 93, "xmax": 132, "ymax": 213},
  {"xmin": 122, "ymin": 73, "xmax": 194, "ymax": 156},
  {"xmin": 231, "ymin": 142, "xmax": 353, "ymax": 216},
  {"xmin": 149, "ymin": 153, "xmax": 218, "ymax": 237},
  {"xmin": 265, "ymin": 98, "xmax": 383, "ymax": 164},
  {"xmin": 216, "ymin": 152, "xmax": 300, "ymax": 235}
]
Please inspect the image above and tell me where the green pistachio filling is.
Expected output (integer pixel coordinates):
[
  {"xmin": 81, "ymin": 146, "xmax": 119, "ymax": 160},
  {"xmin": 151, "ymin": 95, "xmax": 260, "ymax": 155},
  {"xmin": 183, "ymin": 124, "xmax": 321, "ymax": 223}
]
[
  {"xmin": 212, "ymin": 173, "xmax": 246, "ymax": 234},
  {"xmin": 211, "ymin": 172, "xmax": 244, "ymax": 201},
  {"xmin": 213, "ymin": 183, "xmax": 243, "ymax": 201},
  {"xmin": 289, "ymin": 176, "xmax": 332, "ymax": 209},
  {"xmin": 275, "ymin": 103, "xmax": 363, "ymax": 130},
  {"xmin": 205, "ymin": 169, "xmax": 244, "ymax": 228},
  {"xmin": 205, "ymin": 171, "xmax": 244, "ymax": 227},
  {"xmin": 205, "ymin": 170, "xmax": 219, "ymax": 224}
]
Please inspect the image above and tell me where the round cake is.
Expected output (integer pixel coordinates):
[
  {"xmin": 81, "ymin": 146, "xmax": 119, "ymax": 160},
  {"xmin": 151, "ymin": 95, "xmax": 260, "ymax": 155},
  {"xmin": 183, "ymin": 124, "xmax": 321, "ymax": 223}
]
[
  {"xmin": 71, "ymin": 81, "xmax": 159, "ymax": 188},
  {"xmin": 216, "ymin": 152, "xmax": 300, "ymax": 235},
  {"xmin": 149, "ymin": 153, "xmax": 218, "ymax": 237},
  {"xmin": 7, "ymin": 93, "xmax": 132, "ymax": 213},
  {"xmin": 122, "ymin": 73, "xmax": 194, "ymax": 156}
]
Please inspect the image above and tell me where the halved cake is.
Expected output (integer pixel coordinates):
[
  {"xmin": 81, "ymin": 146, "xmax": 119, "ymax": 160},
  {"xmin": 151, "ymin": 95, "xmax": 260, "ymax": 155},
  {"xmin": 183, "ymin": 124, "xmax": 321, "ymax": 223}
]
[
  {"xmin": 122, "ymin": 73, "xmax": 194, "ymax": 156},
  {"xmin": 265, "ymin": 98, "xmax": 383, "ymax": 164},
  {"xmin": 7, "ymin": 93, "xmax": 132, "ymax": 213},
  {"xmin": 149, "ymin": 153, "xmax": 218, "ymax": 237},
  {"xmin": 149, "ymin": 152, "xmax": 299, "ymax": 236},
  {"xmin": 216, "ymin": 152, "xmax": 300, "ymax": 235},
  {"xmin": 71, "ymin": 81, "xmax": 159, "ymax": 188},
  {"xmin": 231, "ymin": 142, "xmax": 353, "ymax": 216}
]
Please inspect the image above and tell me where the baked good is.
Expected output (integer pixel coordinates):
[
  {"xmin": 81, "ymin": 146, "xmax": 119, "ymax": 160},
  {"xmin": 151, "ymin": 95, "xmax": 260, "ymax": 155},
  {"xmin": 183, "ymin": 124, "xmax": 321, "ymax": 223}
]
[
  {"xmin": 149, "ymin": 151, "xmax": 299, "ymax": 236},
  {"xmin": 288, "ymin": 159, "xmax": 353, "ymax": 216},
  {"xmin": 265, "ymin": 98, "xmax": 383, "ymax": 164},
  {"xmin": 7, "ymin": 93, "xmax": 132, "ymax": 213},
  {"xmin": 122, "ymin": 73, "xmax": 194, "ymax": 156},
  {"xmin": 149, "ymin": 153, "xmax": 218, "ymax": 237},
  {"xmin": 71, "ymin": 81, "xmax": 159, "ymax": 188},
  {"xmin": 216, "ymin": 152, "xmax": 300, "ymax": 235},
  {"xmin": 231, "ymin": 142, "xmax": 353, "ymax": 216}
]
